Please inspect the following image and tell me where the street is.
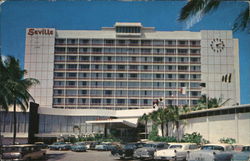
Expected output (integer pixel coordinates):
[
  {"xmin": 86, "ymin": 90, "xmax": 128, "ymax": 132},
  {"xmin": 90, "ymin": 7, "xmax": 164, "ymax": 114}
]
[{"xmin": 46, "ymin": 149, "xmax": 137, "ymax": 161}]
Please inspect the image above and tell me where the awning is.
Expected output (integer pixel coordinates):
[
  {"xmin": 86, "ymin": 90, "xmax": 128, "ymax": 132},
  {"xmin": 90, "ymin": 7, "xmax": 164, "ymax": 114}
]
[{"xmin": 86, "ymin": 118, "xmax": 138, "ymax": 128}]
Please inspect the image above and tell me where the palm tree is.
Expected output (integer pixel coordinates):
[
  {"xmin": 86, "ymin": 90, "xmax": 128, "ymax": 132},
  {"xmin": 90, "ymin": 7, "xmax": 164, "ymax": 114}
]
[
  {"xmin": 0, "ymin": 55, "xmax": 39, "ymax": 144},
  {"xmin": 178, "ymin": 0, "xmax": 250, "ymax": 32},
  {"xmin": 138, "ymin": 113, "xmax": 150, "ymax": 139},
  {"xmin": 196, "ymin": 94, "xmax": 231, "ymax": 110},
  {"xmin": 149, "ymin": 108, "xmax": 169, "ymax": 137},
  {"xmin": 168, "ymin": 105, "xmax": 181, "ymax": 141}
]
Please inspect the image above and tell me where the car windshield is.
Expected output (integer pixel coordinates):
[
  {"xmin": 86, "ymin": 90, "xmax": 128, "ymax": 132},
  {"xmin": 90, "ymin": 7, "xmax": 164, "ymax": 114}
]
[
  {"xmin": 125, "ymin": 144, "xmax": 136, "ymax": 149},
  {"xmin": 201, "ymin": 145, "xmax": 224, "ymax": 151},
  {"xmin": 242, "ymin": 146, "xmax": 250, "ymax": 152},
  {"xmin": 169, "ymin": 145, "xmax": 182, "ymax": 149},
  {"xmin": 144, "ymin": 144, "xmax": 156, "ymax": 148}
]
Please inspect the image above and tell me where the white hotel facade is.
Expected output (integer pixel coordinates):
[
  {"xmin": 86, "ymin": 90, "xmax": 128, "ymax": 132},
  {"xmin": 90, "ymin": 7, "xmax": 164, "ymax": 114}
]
[{"xmin": 2, "ymin": 22, "xmax": 247, "ymax": 143}]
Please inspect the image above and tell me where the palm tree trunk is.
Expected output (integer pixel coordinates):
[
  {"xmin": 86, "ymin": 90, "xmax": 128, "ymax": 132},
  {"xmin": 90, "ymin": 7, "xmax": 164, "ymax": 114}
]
[
  {"xmin": 161, "ymin": 123, "xmax": 164, "ymax": 137},
  {"xmin": 176, "ymin": 121, "xmax": 179, "ymax": 141},
  {"xmin": 166, "ymin": 121, "xmax": 168, "ymax": 137},
  {"xmin": 13, "ymin": 101, "xmax": 16, "ymax": 145},
  {"xmin": 145, "ymin": 120, "xmax": 147, "ymax": 139}
]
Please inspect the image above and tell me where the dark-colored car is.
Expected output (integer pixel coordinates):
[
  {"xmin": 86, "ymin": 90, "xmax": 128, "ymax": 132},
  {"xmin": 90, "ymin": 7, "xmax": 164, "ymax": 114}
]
[
  {"xmin": 48, "ymin": 142, "xmax": 71, "ymax": 150},
  {"xmin": 133, "ymin": 142, "xmax": 169, "ymax": 160},
  {"xmin": 111, "ymin": 142, "xmax": 145, "ymax": 159},
  {"xmin": 231, "ymin": 145, "xmax": 250, "ymax": 161}
]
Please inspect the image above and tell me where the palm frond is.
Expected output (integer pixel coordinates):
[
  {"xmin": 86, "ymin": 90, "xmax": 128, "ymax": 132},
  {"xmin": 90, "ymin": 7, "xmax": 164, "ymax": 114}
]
[
  {"xmin": 179, "ymin": 0, "xmax": 205, "ymax": 21},
  {"xmin": 233, "ymin": 4, "xmax": 250, "ymax": 32}
]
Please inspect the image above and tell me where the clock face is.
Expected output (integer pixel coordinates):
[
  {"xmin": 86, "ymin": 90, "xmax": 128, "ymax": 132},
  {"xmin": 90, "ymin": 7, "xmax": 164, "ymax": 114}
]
[{"xmin": 210, "ymin": 38, "xmax": 225, "ymax": 53}]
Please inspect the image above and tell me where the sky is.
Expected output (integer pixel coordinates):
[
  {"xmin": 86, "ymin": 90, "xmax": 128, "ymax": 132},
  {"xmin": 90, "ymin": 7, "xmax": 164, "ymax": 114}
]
[{"xmin": 0, "ymin": 0, "xmax": 249, "ymax": 104}]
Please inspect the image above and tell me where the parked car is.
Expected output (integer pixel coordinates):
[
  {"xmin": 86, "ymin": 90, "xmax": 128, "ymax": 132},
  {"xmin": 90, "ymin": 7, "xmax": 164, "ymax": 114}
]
[
  {"xmin": 154, "ymin": 142, "xmax": 199, "ymax": 161},
  {"xmin": 111, "ymin": 142, "xmax": 144, "ymax": 159},
  {"xmin": 231, "ymin": 145, "xmax": 250, "ymax": 161},
  {"xmin": 71, "ymin": 142, "xmax": 87, "ymax": 152},
  {"xmin": 95, "ymin": 143, "xmax": 116, "ymax": 151},
  {"xmin": 133, "ymin": 142, "xmax": 169, "ymax": 160},
  {"xmin": 34, "ymin": 142, "xmax": 48, "ymax": 149},
  {"xmin": 187, "ymin": 144, "xmax": 234, "ymax": 161},
  {"xmin": 89, "ymin": 142, "xmax": 101, "ymax": 150},
  {"xmin": 1, "ymin": 144, "xmax": 46, "ymax": 160},
  {"xmin": 48, "ymin": 142, "xmax": 71, "ymax": 150}
]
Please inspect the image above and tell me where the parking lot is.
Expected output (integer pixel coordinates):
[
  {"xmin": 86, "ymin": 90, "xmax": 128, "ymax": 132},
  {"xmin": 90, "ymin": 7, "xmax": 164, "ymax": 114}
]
[{"xmin": 46, "ymin": 149, "xmax": 137, "ymax": 161}]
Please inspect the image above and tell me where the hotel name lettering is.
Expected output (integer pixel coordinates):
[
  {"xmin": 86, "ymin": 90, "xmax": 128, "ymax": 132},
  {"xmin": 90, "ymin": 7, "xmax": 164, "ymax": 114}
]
[{"xmin": 28, "ymin": 28, "xmax": 54, "ymax": 36}]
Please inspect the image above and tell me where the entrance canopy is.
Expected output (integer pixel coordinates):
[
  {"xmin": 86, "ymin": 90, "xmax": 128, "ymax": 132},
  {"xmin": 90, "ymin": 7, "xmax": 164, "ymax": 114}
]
[{"xmin": 86, "ymin": 118, "xmax": 138, "ymax": 128}]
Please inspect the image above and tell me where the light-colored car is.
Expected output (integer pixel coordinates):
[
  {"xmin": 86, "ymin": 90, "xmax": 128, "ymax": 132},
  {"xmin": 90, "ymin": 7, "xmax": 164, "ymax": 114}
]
[
  {"xmin": 1, "ymin": 144, "xmax": 46, "ymax": 161},
  {"xmin": 231, "ymin": 145, "xmax": 250, "ymax": 161},
  {"xmin": 187, "ymin": 144, "xmax": 234, "ymax": 161},
  {"xmin": 133, "ymin": 142, "xmax": 169, "ymax": 160},
  {"xmin": 154, "ymin": 143, "xmax": 199, "ymax": 161}
]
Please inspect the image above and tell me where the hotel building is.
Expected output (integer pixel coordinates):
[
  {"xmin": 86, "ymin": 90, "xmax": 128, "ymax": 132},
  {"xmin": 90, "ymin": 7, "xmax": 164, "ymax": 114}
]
[{"xmin": 1, "ymin": 22, "xmax": 244, "ymax": 143}]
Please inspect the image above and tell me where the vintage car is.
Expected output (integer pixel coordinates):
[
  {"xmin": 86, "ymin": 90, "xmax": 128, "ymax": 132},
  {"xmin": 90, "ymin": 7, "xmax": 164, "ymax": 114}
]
[
  {"xmin": 95, "ymin": 143, "xmax": 116, "ymax": 151},
  {"xmin": 231, "ymin": 145, "xmax": 250, "ymax": 161},
  {"xmin": 1, "ymin": 144, "xmax": 46, "ymax": 161},
  {"xmin": 154, "ymin": 142, "xmax": 199, "ymax": 161},
  {"xmin": 111, "ymin": 142, "xmax": 144, "ymax": 159},
  {"xmin": 187, "ymin": 144, "xmax": 234, "ymax": 161},
  {"xmin": 133, "ymin": 142, "xmax": 169, "ymax": 160},
  {"xmin": 71, "ymin": 142, "xmax": 87, "ymax": 152},
  {"xmin": 34, "ymin": 142, "xmax": 48, "ymax": 149},
  {"xmin": 48, "ymin": 142, "xmax": 71, "ymax": 150}
]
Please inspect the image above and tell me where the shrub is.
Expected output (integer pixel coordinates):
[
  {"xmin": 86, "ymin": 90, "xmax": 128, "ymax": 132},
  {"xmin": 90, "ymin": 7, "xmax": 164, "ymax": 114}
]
[
  {"xmin": 148, "ymin": 125, "xmax": 177, "ymax": 142},
  {"xmin": 219, "ymin": 137, "xmax": 236, "ymax": 144},
  {"xmin": 181, "ymin": 132, "xmax": 209, "ymax": 145}
]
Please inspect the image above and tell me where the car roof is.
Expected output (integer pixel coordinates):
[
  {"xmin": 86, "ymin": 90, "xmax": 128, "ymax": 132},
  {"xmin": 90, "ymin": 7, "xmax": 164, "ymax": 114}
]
[
  {"xmin": 202, "ymin": 144, "xmax": 232, "ymax": 147},
  {"xmin": 169, "ymin": 142, "xmax": 196, "ymax": 145},
  {"xmin": 3, "ymin": 144, "xmax": 37, "ymax": 147}
]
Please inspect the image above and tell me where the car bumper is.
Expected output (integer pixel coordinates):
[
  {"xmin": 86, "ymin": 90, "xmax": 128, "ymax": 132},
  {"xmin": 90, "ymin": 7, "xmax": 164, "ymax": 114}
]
[{"xmin": 154, "ymin": 156, "xmax": 176, "ymax": 161}]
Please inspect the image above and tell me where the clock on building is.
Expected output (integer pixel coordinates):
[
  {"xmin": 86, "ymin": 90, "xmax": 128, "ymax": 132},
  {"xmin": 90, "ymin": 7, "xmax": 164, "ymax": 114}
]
[{"xmin": 210, "ymin": 38, "xmax": 225, "ymax": 53}]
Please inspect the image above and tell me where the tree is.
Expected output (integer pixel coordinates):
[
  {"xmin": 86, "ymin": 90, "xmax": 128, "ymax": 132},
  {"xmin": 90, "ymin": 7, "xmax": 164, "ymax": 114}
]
[
  {"xmin": 138, "ymin": 113, "xmax": 150, "ymax": 139},
  {"xmin": 168, "ymin": 105, "xmax": 181, "ymax": 140},
  {"xmin": 0, "ymin": 55, "xmax": 39, "ymax": 144},
  {"xmin": 149, "ymin": 108, "xmax": 169, "ymax": 137},
  {"xmin": 178, "ymin": 0, "xmax": 250, "ymax": 32}
]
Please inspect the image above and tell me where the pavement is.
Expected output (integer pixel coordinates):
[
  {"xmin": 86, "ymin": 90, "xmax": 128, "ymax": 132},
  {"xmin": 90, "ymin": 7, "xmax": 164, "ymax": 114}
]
[{"xmin": 45, "ymin": 149, "xmax": 137, "ymax": 161}]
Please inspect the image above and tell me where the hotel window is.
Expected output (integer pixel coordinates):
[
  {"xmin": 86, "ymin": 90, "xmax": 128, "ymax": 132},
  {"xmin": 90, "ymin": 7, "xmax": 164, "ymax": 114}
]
[
  {"xmin": 104, "ymin": 48, "xmax": 115, "ymax": 53},
  {"xmin": 130, "ymin": 73, "xmax": 138, "ymax": 78},
  {"xmin": 190, "ymin": 40, "xmax": 200, "ymax": 46},
  {"xmin": 79, "ymin": 39, "xmax": 90, "ymax": 44},
  {"xmin": 141, "ymin": 48, "xmax": 151, "ymax": 54},
  {"xmin": 143, "ymin": 99, "xmax": 148, "ymax": 105},
  {"xmin": 190, "ymin": 91, "xmax": 200, "ymax": 97},
  {"xmin": 66, "ymin": 73, "xmax": 77, "ymax": 78},
  {"xmin": 54, "ymin": 64, "xmax": 65, "ymax": 69},
  {"xmin": 128, "ymin": 48, "xmax": 139, "ymax": 54},
  {"xmin": 129, "ymin": 99, "xmax": 137, "ymax": 105},
  {"xmin": 66, "ymin": 90, "xmax": 77, "ymax": 96},
  {"xmin": 117, "ymin": 65, "xmax": 126, "ymax": 70},
  {"xmin": 190, "ymin": 49, "xmax": 200, "ymax": 54},
  {"xmin": 166, "ymin": 57, "xmax": 176, "ymax": 62},
  {"xmin": 92, "ymin": 48, "xmax": 102, "ymax": 53},
  {"xmin": 55, "ymin": 39, "xmax": 66, "ymax": 45},
  {"xmin": 153, "ymin": 48, "xmax": 164, "ymax": 54},
  {"xmin": 104, "ymin": 90, "xmax": 113, "ymax": 95},
  {"xmin": 116, "ymin": 82, "xmax": 127, "ymax": 88},
  {"xmin": 67, "ymin": 64, "xmax": 77, "ymax": 69},
  {"xmin": 178, "ymin": 49, "xmax": 188, "ymax": 54},
  {"xmin": 53, "ymin": 98, "xmax": 64, "ymax": 104},
  {"xmin": 117, "ymin": 99, "xmax": 125, "ymax": 104},
  {"xmin": 79, "ymin": 56, "xmax": 89, "ymax": 61},
  {"xmin": 179, "ymin": 74, "xmax": 188, "ymax": 79},
  {"xmin": 117, "ymin": 40, "xmax": 126, "ymax": 45},
  {"xmin": 78, "ymin": 98, "xmax": 87, "ymax": 104},
  {"xmin": 154, "ymin": 74, "xmax": 164, "ymax": 79},
  {"xmin": 153, "ymin": 65, "xmax": 164, "ymax": 71},
  {"xmin": 91, "ymin": 81, "xmax": 102, "ymax": 87},
  {"xmin": 103, "ymin": 82, "xmax": 114, "ymax": 87},
  {"xmin": 79, "ymin": 90, "xmax": 88, "ymax": 95},
  {"xmin": 103, "ymin": 56, "xmax": 112, "ymax": 61},
  {"xmin": 166, "ymin": 40, "xmax": 176, "ymax": 46},
  {"xmin": 190, "ymin": 66, "xmax": 201, "ymax": 71},
  {"xmin": 55, "ymin": 56, "xmax": 65, "ymax": 61},
  {"xmin": 105, "ymin": 99, "xmax": 113, "ymax": 104},
  {"xmin": 141, "ymin": 82, "xmax": 152, "ymax": 87},
  {"xmin": 91, "ymin": 99, "xmax": 101, "ymax": 104},
  {"xmin": 79, "ymin": 64, "xmax": 89, "ymax": 70},
  {"xmin": 128, "ymin": 82, "xmax": 139, "ymax": 88},
  {"xmin": 54, "ymin": 89, "xmax": 64, "ymax": 95},
  {"xmin": 166, "ymin": 82, "xmax": 176, "ymax": 88},
  {"xmin": 79, "ymin": 48, "xmax": 89, "ymax": 53},
  {"xmin": 92, "ymin": 39, "xmax": 103, "ymax": 45},
  {"xmin": 66, "ymin": 98, "xmax": 76, "ymax": 104},
  {"xmin": 190, "ymin": 83, "xmax": 200, "ymax": 88},
  {"xmin": 104, "ymin": 73, "xmax": 112, "ymax": 78},
  {"xmin": 54, "ymin": 72, "xmax": 65, "ymax": 78},
  {"xmin": 116, "ymin": 26, "xmax": 141, "ymax": 33},
  {"xmin": 191, "ymin": 74, "xmax": 201, "ymax": 80},
  {"xmin": 92, "ymin": 56, "xmax": 102, "ymax": 61},
  {"xmin": 67, "ymin": 56, "xmax": 77, "ymax": 61},
  {"xmin": 67, "ymin": 47, "xmax": 78, "ymax": 53},
  {"xmin": 153, "ymin": 40, "xmax": 164, "ymax": 46},
  {"xmin": 129, "ymin": 65, "xmax": 138, "ymax": 70},
  {"xmin": 153, "ymin": 82, "xmax": 164, "ymax": 87},
  {"xmin": 129, "ymin": 40, "xmax": 139, "ymax": 45},
  {"xmin": 178, "ymin": 40, "xmax": 188, "ymax": 46},
  {"xmin": 116, "ymin": 48, "xmax": 127, "ymax": 53},
  {"xmin": 153, "ymin": 91, "xmax": 164, "ymax": 96},
  {"xmin": 55, "ymin": 47, "xmax": 66, "ymax": 53},
  {"xmin": 178, "ymin": 66, "xmax": 188, "ymax": 71},
  {"xmin": 153, "ymin": 57, "xmax": 164, "ymax": 62},
  {"xmin": 165, "ymin": 49, "xmax": 176, "ymax": 54},
  {"xmin": 66, "ymin": 81, "xmax": 76, "ymax": 86},
  {"xmin": 190, "ymin": 57, "xmax": 200, "ymax": 63},
  {"xmin": 54, "ymin": 81, "xmax": 64, "ymax": 86},
  {"xmin": 67, "ymin": 39, "xmax": 78, "ymax": 45},
  {"xmin": 78, "ymin": 73, "xmax": 89, "ymax": 78},
  {"xmin": 78, "ymin": 81, "xmax": 88, "ymax": 87},
  {"xmin": 104, "ymin": 39, "xmax": 114, "ymax": 45},
  {"xmin": 141, "ymin": 40, "xmax": 151, "ymax": 46}
]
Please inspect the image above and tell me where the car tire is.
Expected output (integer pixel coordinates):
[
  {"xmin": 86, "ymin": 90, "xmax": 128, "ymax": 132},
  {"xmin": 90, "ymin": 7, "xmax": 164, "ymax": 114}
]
[{"xmin": 59, "ymin": 148, "xmax": 62, "ymax": 151}]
